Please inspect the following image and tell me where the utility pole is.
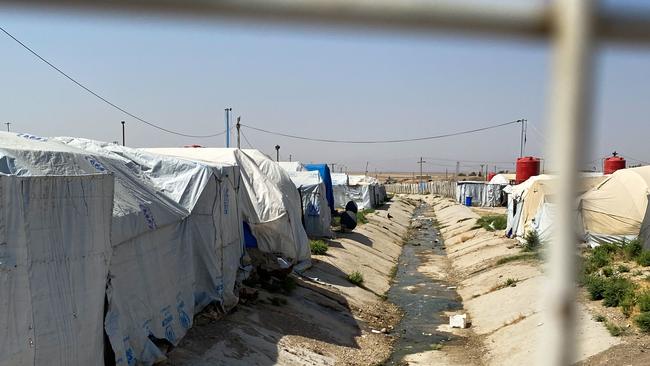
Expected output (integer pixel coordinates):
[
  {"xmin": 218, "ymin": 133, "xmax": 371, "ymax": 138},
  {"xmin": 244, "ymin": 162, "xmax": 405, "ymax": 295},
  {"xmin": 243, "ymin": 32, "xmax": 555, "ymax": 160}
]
[
  {"xmin": 275, "ymin": 145, "xmax": 280, "ymax": 162},
  {"xmin": 480, "ymin": 164, "xmax": 484, "ymax": 179},
  {"xmin": 4, "ymin": 122, "xmax": 10, "ymax": 132},
  {"xmin": 445, "ymin": 168, "xmax": 448, "ymax": 180},
  {"xmin": 455, "ymin": 161, "xmax": 460, "ymax": 180},
  {"xmin": 121, "ymin": 121, "xmax": 125, "ymax": 146},
  {"xmin": 365, "ymin": 161, "xmax": 369, "ymax": 176},
  {"xmin": 289, "ymin": 154, "xmax": 292, "ymax": 162},
  {"xmin": 417, "ymin": 157, "xmax": 426, "ymax": 194},
  {"xmin": 225, "ymin": 108, "xmax": 232, "ymax": 148},
  {"xmin": 519, "ymin": 118, "xmax": 528, "ymax": 157},
  {"xmin": 236, "ymin": 116, "xmax": 241, "ymax": 149}
]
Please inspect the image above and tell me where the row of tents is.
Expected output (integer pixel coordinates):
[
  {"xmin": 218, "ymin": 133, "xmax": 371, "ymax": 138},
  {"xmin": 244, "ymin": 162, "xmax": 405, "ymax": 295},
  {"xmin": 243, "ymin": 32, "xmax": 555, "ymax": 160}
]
[
  {"xmin": 504, "ymin": 167, "xmax": 650, "ymax": 249},
  {"xmin": 0, "ymin": 132, "xmax": 386, "ymax": 366}
]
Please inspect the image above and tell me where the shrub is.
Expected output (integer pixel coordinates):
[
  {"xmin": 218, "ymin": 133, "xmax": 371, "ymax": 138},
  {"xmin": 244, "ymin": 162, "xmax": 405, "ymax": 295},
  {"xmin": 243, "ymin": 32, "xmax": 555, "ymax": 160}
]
[
  {"xmin": 588, "ymin": 248, "xmax": 611, "ymax": 269},
  {"xmin": 606, "ymin": 322, "xmax": 624, "ymax": 336},
  {"xmin": 636, "ymin": 250, "xmax": 650, "ymax": 267},
  {"xmin": 281, "ymin": 276, "xmax": 297, "ymax": 294},
  {"xmin": 310, "ymin": 240, "xmax": 328, "ymax": 255},
  {"xmin": 505, "ymin": 278, "xmax": 518, "ymax": 287},
  {"xmin": 594, "ymin": 314, "xmax": 606, "ymax": 322},
  {"xmin": 356, "ymin": 209, "xmax": 374, "ymax": 225},
  {"xmin": 585, "ymin": 275, "xmax": 608, "ymax": 300},
  {"xmin": 624, "ymin": 239, "xmax": 643, "ymax": 259},
  {"xmin": 475, "ymin": 215, "xmax": 507, "ymax": 231},
  {"xmin": 617, "ymin": 264, "xmax": 630, "ymax": 273},
  {"xmin": 638, "ymin": 290, "xmax": 650, "ymax": 312},
  {"xmin": 523, "ymin": 230, "xmax": 541, "ymax": 252},
  {"xmin": 346, "ymin": 271, "xmax": 364, "ymax": 286},
  {"xmin": 602, "ymin": 277, "xmax": 636, "ymax": 307},
  {"xmin": 602, "ymin": 267, "xmax": 614, "ymax": 277},
  {"xmin": 621, "ymin": 293, "xmax": 636, "ymax": 318},
  {"xmin": 635, "ymin": 312, "xmax": 650, "ymax": 333}
]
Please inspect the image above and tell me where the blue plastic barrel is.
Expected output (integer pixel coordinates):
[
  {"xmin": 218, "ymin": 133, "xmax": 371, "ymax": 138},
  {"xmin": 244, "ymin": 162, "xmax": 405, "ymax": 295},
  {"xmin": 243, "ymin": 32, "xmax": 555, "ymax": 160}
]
[{"xmin": 464, "ymin": 196, "xmax": 472, "ymax": 206}]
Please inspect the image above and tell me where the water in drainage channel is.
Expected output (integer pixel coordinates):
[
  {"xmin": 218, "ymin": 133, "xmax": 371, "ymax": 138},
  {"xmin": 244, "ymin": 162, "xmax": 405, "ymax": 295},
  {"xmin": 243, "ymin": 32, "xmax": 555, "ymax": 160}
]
[{"xmin": 386, "ymin": 203, "xmax": 463, "ymax": 364}]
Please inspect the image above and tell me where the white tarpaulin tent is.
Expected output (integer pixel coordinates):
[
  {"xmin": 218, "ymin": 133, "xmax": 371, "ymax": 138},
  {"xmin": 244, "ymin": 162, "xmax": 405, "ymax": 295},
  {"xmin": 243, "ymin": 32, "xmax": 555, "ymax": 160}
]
[
  {"xmin": 282, "ymin": 170, "xmax": 333, "ymax": 238},
  {"xmin": 331, "ymin": 173, "xmax": 350, "ymax": 208},
  {"xmin": 1, "ymin": 133, "xmax": 244, "ymax": 366},
  {"xmin": 278, "ymin": 161, "xmax": 305, "ymax": 172},
  {"xmin": 344, "ymin": 175, "xmax": 383, "ymax": 210},
  {"xmin": 581, "ymin": 167, "xmax": 650, "ymax": 246},
  {"xmin": 0, "ymin": 174, "xmax": 114, "ymax": 366},
  {"xmin": 145, "ymin": 148, "xmax": 311, "ymax": 268}
]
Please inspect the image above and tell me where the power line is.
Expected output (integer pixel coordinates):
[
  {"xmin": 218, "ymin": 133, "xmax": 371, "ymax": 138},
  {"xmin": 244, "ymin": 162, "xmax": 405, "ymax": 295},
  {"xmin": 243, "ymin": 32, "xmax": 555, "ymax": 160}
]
[
  {"xmin": 241, "ymin": 130, "xmax": 255, "ymax": 149},
  {"xmin": 241, "ymin": 119, "xmax": 522, "ymax": 144},
  {"xmin": 0, "ymin": 26, "xmax": 225, "ymax": 139}
]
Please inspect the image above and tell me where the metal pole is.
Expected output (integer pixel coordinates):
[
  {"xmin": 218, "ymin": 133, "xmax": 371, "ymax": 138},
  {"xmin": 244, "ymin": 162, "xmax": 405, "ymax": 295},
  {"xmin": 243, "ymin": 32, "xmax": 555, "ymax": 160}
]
[
  {"xmin": 121, "ymin": 120, "xmax": 125, "ymax": 146},
  {"xmin": 4, "ymin": 122, "xmax": 10, "ymax": 132},
  {"xmin": 236, "ymin": 116, "xmax": 241, "ymax": 149},
  {"xmin": 275, "ymin": 144, "xmax": 280, "ymax": 162},
  {"xmin": 520, "ymin": 119, "xmax": 524, "ymax": 157},
  {"xmin": 225, "ymin": 108, "xmax": 232, "ymax": 148},
  {"xmin": 544, "ymin": 1, "xmax": 594, "ymax": 365},
  {"xmin": 289, "ymin": 154, "xmax": 292, "ymax": 162}
]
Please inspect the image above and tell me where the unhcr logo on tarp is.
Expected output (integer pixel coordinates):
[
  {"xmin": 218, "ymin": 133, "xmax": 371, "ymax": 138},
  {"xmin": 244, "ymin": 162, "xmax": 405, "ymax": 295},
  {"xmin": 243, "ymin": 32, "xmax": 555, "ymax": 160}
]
[
  {"xmin": 85, "ymin": 155, "xmax": 107, "ymax": 172},
  {"xmin": 17, "ymin": 133, "xmax": 47, "ymax": 142}
]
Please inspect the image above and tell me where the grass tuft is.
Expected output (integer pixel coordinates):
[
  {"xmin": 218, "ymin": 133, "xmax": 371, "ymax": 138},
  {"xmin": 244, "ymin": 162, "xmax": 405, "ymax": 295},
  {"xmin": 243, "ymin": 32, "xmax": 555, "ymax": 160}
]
[
  {"xmin": 496, "ymin": 252, "xmax": 541, "ymax": 265},
  {"xmin": 475, "ymin": 215, "xmax": 507, "ymax": 231},
  {"xmin": 635, "ymin": 312, "xmax": 650, "ymax": 333},
  {"xmin": 523, "ymin": 230, "xmax": 541, "ymax": 252},
  {"xmin": 310, "ymin": 240, "xmax": 329, "ymax": 255},
  {"xmin": 346, "ymin": 271, "xmax": 364, "ymax": 286},
  {"xmin": 356, "ymin": 209, "xmax": 375, "ymax": 225},
  {"xmin": 606, "ymin": 321, "xmax": 624, "ymax": 337}
]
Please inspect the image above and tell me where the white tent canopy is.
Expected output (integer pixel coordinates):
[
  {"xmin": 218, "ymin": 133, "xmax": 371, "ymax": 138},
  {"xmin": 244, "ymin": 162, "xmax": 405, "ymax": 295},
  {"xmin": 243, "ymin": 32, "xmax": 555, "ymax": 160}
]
[
  {"xmin": 278, "ymin": 161, "xmax": 305, "ymax": 172},
  {"xmin": 581, "ymin": 167, "xmax": 650, "ymax": 246},
  {"xmin": 145, "ymin": 148, "xmax": 311, "ymax": 267},
  {"xmin": 1, "ymin": 133, "xmax": 243, "ymax": 366},
  {"xmin": 282, "ymin": 170, "xmax": 333, "ymax": 238}
]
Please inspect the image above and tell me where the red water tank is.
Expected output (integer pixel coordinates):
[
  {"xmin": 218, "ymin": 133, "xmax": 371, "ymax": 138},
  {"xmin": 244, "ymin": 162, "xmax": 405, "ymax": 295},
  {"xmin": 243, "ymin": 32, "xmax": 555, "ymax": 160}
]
[
  {"xmin": 604, "ymin": 152, "xmax": 626, "ymax": 174},
  {"xmin": 516, "ymin": 156, "xmax": 541, "ymax": 184},
  {"xmin": 487, "ymin": 172, "xmax": 497, "ymax": 182}
]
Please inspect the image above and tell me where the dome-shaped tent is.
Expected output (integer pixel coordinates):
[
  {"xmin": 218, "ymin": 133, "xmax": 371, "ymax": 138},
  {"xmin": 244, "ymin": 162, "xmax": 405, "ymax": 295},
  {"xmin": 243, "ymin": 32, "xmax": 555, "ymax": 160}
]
[{"xmin": 581, "ymin": 166, "xmax": 650, "ymax": 246}]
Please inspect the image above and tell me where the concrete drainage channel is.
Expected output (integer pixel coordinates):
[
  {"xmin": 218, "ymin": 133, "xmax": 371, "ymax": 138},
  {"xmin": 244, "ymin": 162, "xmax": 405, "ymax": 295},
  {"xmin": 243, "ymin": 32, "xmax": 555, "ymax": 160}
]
[{"xmin": 386, "ymin": 202, "xmax": 465, "ymax": 365}]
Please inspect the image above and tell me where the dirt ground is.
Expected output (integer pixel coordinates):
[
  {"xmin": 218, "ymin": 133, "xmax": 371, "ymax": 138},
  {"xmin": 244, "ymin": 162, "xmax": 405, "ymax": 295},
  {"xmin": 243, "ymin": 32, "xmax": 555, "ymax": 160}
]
[{"xmin": 161, "ymin": 199, "xmax": 417, "ymax": 365}]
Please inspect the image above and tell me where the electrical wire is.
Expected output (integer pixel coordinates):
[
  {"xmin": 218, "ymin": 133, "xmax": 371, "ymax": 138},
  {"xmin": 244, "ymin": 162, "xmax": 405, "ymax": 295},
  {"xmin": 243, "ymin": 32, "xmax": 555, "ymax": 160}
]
[
  {"xmin": 0, "ymin": 25, "xmax": 225, "ymax": 138},
  {"xmin": 241, "ymin": 119, "xmax": 523, "ymax": 144},
  {"xmin": 241, "ymin": 130, "xmax": 255, "ymax": 149}
]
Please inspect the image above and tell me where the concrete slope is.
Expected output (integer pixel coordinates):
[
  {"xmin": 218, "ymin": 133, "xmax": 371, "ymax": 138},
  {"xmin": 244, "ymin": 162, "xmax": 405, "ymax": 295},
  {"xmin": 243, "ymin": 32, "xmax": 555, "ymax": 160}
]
[
  {"xmin": 431, "ymin": 197, "xmax": 619, "ymax": 365},
  {"xmin": 163, "ymin": 198, "xmax": 416, "ymax": 366}
]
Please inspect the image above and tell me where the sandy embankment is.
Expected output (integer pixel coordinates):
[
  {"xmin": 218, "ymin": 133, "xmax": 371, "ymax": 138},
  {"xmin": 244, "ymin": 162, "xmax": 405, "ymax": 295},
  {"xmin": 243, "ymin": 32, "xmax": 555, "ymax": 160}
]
[
  {"xmin": 163, "ymin": 198, "xmax": 417, "ymax": 366},
  {"xmin": 417, "ymin": 196, "xmax": 620, "ymax": 365}
]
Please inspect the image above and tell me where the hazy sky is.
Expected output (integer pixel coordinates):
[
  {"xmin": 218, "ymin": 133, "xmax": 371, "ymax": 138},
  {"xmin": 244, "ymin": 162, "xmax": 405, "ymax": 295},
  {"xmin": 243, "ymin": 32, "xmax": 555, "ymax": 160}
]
[{"xmin": 2, "ymin": 2, "xmax": 650, "ymax": 173}]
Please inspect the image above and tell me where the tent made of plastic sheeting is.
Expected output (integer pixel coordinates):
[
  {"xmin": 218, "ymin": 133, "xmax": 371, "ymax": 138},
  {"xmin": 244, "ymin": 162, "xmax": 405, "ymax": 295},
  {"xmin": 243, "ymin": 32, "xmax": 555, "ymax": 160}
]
[
  {"xmin": 0, "ymin": 174, "xmax": 114, "ymax": 366},
  {"xmin": 331, "ymin": 173, "xmax": 350, "ymax": 208},
  {"xmin": 144, "ymin": 148, "xmax": 311, "ymax": 268},
  {"xmin": 488, "ymin": 173, "xmax": 516, "ymax": 185},
  {"xmin": 304, "ymin": 164, "xmax": 335, "ymax": 212},
  {"xmin": 456, "ymin": 181, "xmax": 486, "ymax": 206},
  {"xmin": 581, "ymin": 167, "xmax": 650, "ymax": 247},
  {"xmin": 282, "ymin": 170, "xmax": 333, "ymax": 238},
  {"xmin": 1, "ymin": 133, "xmax": 243, "ymax": 366},
  {"xmin": 344, "ymin": 175, "xmax": 385, "ymax": 210},
  {"xmin": 506, "ymin": 174, "xmax": 605, "ymax": 240},
  {"xmin": 278, "ymin": 161, "xmax": 305, "ymax": 172}
]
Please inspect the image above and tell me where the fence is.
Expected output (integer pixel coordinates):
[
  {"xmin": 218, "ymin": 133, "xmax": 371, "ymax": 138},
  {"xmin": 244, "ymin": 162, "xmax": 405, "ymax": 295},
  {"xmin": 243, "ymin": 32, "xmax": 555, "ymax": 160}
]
[
  {"xmin": 8, "ymin": 1, "xmax": 649, "ymax": 364},
  {"xmin": 385, "ymin": 180, "xmax": 456, "ymax": 198}
]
